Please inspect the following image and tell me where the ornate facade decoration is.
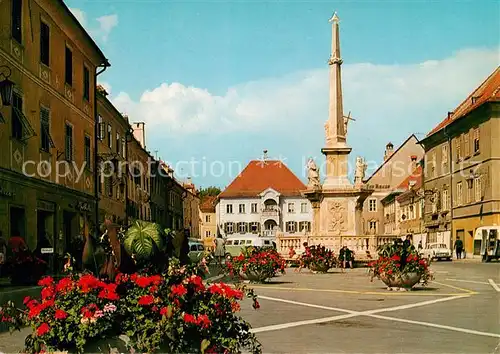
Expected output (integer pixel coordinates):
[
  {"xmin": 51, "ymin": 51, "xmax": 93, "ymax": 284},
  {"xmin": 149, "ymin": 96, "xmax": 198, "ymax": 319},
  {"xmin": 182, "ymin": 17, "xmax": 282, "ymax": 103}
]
[{"xmin": 327, "ymin": 200, "xmax": 347, "ymax": 234}]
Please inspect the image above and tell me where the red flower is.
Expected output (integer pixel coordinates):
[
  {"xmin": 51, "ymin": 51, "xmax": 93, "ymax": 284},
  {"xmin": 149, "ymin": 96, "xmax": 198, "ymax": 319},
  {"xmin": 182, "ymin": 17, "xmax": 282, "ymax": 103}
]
[
  {"xmin": 187, "ymin": 275, "xmax": 205, "ymax": 291},
  {"xmin": 390, "ymin": 255, "xmax": 401, "ymax": 261},
  {"xmin": 197, "ymin": 314, "xmax": 211, "ymax": 329},
  {"xmin": 55, "ymin": 277, "xmax": 73, "ymax": 294},
  {"xmin": 41, "ymin": 287, "xmax": 55, "ymax": 300},
  {"xmin": 36, "ymin": 323, "xmax": 50, "ymax": 336},
  {"xmin": 38, "ymin": 276, "xmax": 54, "ymax": 287},
  {"xmin": 183, "ymin": 313, "xmax": 197, "ymax": 324},
  {"xmin": 160, "ymin": 306, "xmax": 172, "ymax": 318},
  {"xmin": 138, "ymin": 295, "xmax": 155, "ymax": 306},
  {"xmin": 54, "ymin": 309, "xmax": 68, "ymax": 320},
  {"xmin": 78, "ymin": 274, "xmax": 101, "ymax": 293},
  {"xmin": 135, "ymin": 276, "xmax": 152, "ymax": 288},
  {"xmin": 252, "ymin": 300, "xmax": 260, "ymax": 309},
  {"xmin": 98, "ymin": 283, "xmax": 120, "ymax": 301},
  {"xmin": 23, "ymin": 296, "xmax": 31, "ymax": 305},
  {"xmin": 171, "ymin": 284, "xmax": 187, "ymax": 297}
]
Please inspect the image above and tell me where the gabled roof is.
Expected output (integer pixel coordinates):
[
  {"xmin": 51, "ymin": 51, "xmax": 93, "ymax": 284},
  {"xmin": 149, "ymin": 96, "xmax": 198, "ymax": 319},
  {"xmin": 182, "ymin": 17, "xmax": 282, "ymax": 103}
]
[
  {"xmin": 364, "ymin": 134, "xmax": 419, "ymax": 183},
  {"xmin": 219, "ymin": 160, "xmax": 306, "ymax": 198},
  {"xmin": 397, "ymin": 165, "xmax": 423, "ymax": 191},
  {"xmin": 200, "ymin": 196, "xmax": 217, "ymax": 213},
  {"xmin": 427, "ymin": 67, "xmax": 500, "ymax": 137}
]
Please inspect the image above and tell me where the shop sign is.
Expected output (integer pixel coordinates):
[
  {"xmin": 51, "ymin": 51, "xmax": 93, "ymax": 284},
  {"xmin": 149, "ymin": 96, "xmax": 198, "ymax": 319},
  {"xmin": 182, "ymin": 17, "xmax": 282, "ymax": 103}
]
[
  {"xmin": 75, "ymin": 201, "xmax": 92, "ymax": 212},
  {"xmin": 0, "ymin": 186, "xmax": 14, "ymax": 198},
  {"xmin": 41, "ymin": 248, "xmax": 54, "ymax": 254}
]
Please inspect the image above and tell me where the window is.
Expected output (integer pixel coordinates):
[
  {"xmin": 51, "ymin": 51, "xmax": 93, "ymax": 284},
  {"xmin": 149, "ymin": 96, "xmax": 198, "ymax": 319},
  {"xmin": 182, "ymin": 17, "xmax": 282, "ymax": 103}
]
[
  {"xmin": 300, "ymin": 202, "xmax": 308, "ymax": 213},
  {"xmin": 464, "ymin": 132, "xmax": 470, "ymax": 157},
  {"xmin": 116, "ymin": 133, "xmax": 121, "ymax": 155},
  {"xmin": 286, "ymin": 221, "xmax": 297, "ymax": 233},
  {"xmin": 467, "ymin": 181, "xmax": 473, "ymax": 204},
  {"xmin": 369, "ymin": 221, "xmax": 377, "ymax": 233},
  {"xmin": 474, "ymin": 177, "xmax": 481, "ymax": 202},
  {"xmin": 473, "ymin": 128, "xmax": 480, "ymax": 154},
  {"xmin": 455, "ymin": 136, "xmax": 462, "ymax": 161},
  {"xmin": 205, "ymin": 230, "xmax": 211, "ymax": 237},
  {"xmin": 226, "ymin": 204, "xmax": 233, "ymax": 214},
  {"xmin": 83, "ymin": 66, "xmax": 90, "ymax": 101},
  {"xmin": 431, "ymin": 152, "xmax": 436, "ymax": 176},
  {"xmin": 40, "ymin": 21, "xmax": 50, "ymax": 66},
  {"xmin": 237, "ymin": 222, "xmax": 247, "ymax": 234},
  {"xmin": 225, "ymin": 222, "xmax": 234, "ymax": 234},
  {"xmin": 11, "ymin": 92, "xmax": 23, "ymax": 140},
  {"xmin": 11, "ymin": 0, "xmax": 22, "ymax": 43},
  {"xmin": 368, "ymin": 198, "xmax": 377, "ymax": 212},
  {"xmin": 250, "ymin": 222, "xmax": 259, "ymax": 233},
  {"xmin": 239, "ymin": 204, "xmax": 245, "ymax": 214},
  {"xmin": 456, "ymin": 182, "xmax": 463, "ymax": 206},
  {"xmin": 121, "ymin": 137, "xmax": 126, "ymax": 158},
  {"xmin": 299, "ymin": 221, "xmax": 311, "ymax": 232},
  {"xmin": 205, "ymin": 215, "xmax": 211, "ymax": 223},
  {"xmin": 98, "ymin": 115, "xmax": 105, "ymax": 140},
  {"xmin": 65, "ymin": 46, "xmax": 72, "ymax": 86},
  {"xmin": 107, "ymin": 124, "xmax": 112, "ymax": 148},
  {"xmin": 65, "ymin": 123, "xmax": 73, "ymax": 161},
  {"xmin": 442, "ymin": 189, "xmax": 449, "ymax": 211},
  {"xmin": 84, "ymin": 135, "xmax": 91, "ymax": 167},
  {"xmin": 40, "ymin": 107, "xmax": 51, "ymax": 151},
  {"xmin": 251, "ymin": 203, "xmax": 258, "ymax": 213},
  {"xmin": 105, "ymin": 176, "xmax": 113, "ymax": 197},
  {"xmin": 409, "ymin": 205, "xmax": 415, "ymax": 220},
  {"xmin": 287, "ymin": 203, "xmax": 295, "ymax": 213},
  {"xmin": 442, "ymin": 144, "xmax": 448, "ymax": 164}
]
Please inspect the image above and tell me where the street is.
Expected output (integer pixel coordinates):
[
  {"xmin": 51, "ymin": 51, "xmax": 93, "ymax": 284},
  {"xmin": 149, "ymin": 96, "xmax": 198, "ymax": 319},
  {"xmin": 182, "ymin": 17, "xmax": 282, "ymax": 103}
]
[
  {"xmin": 0, "ymin": 261, "xmax": 498, "ymax": 353},
  {"xmin": 238, "ymin": 261, "xmax": 500, "ymax": 354}
]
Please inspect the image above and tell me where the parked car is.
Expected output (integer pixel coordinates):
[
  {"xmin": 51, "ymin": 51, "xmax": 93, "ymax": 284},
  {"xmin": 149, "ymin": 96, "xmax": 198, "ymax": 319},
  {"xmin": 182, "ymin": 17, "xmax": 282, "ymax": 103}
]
[
  {"xmin": 188, "ymin": 239, "xmax": 206, "ymax": 263},
  {"xmin": 421, "ymin": 243, "xmax": 452, "ymax": 261}
]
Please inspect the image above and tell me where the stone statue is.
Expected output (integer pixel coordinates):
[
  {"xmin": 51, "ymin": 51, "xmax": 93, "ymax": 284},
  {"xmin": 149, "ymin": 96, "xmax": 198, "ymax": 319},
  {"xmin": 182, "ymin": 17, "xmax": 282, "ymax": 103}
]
[
  {"xmin": 307, "ymin": 158, "xmax": 321, "ymax": 190},
  {"xmin": 328, "ymin": 201, "xmax": 346, "ymax": 234},
  {"xmin": 354, "ymin": 157, "xmax": 367, "ymax": 185},
  {"xmin": 343, "ymin": 116, "xmax": 349, "ymax": 137}
]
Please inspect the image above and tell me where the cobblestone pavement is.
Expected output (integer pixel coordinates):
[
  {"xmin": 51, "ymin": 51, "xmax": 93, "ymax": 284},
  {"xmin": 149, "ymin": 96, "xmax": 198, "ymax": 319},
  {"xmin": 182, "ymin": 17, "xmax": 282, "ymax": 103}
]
[{"xmin": 1, "ymin": 261, "xmax": 498, "ymax": 353}]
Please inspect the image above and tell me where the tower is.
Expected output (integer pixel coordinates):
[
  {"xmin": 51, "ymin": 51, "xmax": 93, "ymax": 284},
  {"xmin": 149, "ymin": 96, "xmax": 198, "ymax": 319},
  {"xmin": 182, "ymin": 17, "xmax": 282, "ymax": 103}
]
[{"xmin": 322, "ymin": 12, "xmax": 352, "ymax": 188}]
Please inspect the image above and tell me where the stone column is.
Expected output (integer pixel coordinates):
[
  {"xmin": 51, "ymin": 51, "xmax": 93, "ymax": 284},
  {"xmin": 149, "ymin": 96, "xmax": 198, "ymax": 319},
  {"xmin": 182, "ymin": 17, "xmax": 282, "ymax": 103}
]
[{"xmin": 312, "ymin": 201, "xmax": 321, "ymax": 236}]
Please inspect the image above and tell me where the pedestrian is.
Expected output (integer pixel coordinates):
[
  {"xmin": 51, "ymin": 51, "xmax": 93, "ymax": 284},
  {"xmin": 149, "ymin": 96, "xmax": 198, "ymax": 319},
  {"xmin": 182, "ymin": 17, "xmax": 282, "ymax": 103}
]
[
  {"xmin": 296, "ymin": 242, "xmax": 309, "ymax": 273},
  {"xmin": 418, "ymin": 240, "xmax": 423, "ymax": 251},
  {"xmin": 400, "ymin": 234, "xmax": 413, "ymax": 270},
  {"xmin": 454, "ymin": 237, "xmax": 464, "ymax": 259},
  {"xmin": 213, "ymin": 235, "xmax": 225, "ymax": 266},
  {"xmin": 339, "ymin": 246, "xmax": 353, "ymax": 270}
]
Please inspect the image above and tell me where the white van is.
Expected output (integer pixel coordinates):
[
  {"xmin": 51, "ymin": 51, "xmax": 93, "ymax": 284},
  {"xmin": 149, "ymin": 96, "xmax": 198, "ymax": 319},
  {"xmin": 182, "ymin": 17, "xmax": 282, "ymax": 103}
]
[
  {"xmin": 224, "ymin": 235, "xmax": 276, "ymax": 257},
  {"xmin": 474, "ymin": 226, "xmax": 500, "ymax": 262}
]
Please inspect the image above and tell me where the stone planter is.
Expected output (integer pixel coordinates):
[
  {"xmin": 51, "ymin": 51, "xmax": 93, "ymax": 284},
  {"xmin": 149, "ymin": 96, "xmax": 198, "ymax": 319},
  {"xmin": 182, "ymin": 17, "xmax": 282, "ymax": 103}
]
[
  {"xmin": 309, "ymin": 263, "xmax": 331, "ymax": 273},
  {"xmin": 239, "ymin": 270, "xmax": 272, "ymax": 283},
  {"xmin": 379, "ymin": 272, "xmax": 421, "ymax": 290}
]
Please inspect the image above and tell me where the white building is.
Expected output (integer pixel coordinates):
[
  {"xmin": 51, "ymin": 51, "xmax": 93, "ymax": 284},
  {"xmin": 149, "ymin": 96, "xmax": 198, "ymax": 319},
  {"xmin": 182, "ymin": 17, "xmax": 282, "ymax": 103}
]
[{"xmin": 216, "ymin": 159, "xmax": 313, "ymax": 238}]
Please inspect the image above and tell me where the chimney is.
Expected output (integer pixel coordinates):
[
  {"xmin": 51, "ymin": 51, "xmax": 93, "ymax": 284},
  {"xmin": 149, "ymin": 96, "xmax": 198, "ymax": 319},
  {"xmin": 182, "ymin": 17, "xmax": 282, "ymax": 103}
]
[
  {"xmin": 132, "ymin": 122, "xmax": 146, "ymax": 149},
  {"xmin": 383, "ymin": 142, "xmax": 394, "ymax": 161}
]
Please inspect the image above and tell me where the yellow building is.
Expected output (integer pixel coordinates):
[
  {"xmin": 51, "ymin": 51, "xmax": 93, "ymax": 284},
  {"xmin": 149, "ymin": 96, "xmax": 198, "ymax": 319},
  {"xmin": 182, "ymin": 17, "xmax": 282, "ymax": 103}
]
[
  {"xmin": 199, "ymin": 196, "xmax": 217, "ymax": 250},
  {"xmin": 420, "ymin": 67, "xmax": 500, "ymax": 256},
  {"xmin": 0, "ymin": 0, "xmax": 108, "ymax": 265}
]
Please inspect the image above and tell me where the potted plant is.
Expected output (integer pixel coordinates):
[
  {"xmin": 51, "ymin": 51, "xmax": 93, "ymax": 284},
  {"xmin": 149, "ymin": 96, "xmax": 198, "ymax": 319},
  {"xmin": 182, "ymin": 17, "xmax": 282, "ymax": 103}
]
[
  {"xmin": 0, "ymin": 261, "xmax": 262, "ymax": 353},
  {"xmin": 226, "ymin": 246, "xmax": 286, "ymax": 283},
  {"xmin": 369, "ymin": 241, "xmax": 433, "ymax": 290},
  {"xmin": 300, "ymin": 245, "xmax": 338, "ymax": 273}
]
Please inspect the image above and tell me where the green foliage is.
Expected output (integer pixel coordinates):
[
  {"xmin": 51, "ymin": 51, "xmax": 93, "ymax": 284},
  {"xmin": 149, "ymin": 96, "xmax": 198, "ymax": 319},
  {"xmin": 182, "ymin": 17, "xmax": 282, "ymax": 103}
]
[
  {"xmin": 124, "ymin": 220, "xmax": 164, "ymax": 260},
  {"xmin": 198, "ymin": 186, "xmax": 221, "ymax": 198}
]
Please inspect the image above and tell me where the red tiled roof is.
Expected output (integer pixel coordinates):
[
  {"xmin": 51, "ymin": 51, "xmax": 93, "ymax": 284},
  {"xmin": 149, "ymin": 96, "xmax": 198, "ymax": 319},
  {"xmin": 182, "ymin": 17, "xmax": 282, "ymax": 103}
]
[
  {"xmin": 200, "ymin": 196, "xmax": 217, "ymax": 212},
  {"xmin": 427, "ymin": 67, "xmax": 500, "ymax": 136},
  {"xmin": 397, "ymin": 165, "xmax": 423, "ymax": 191},
  {"xmin": 219, "ymin": 160, "xmax": 306, "ymax": 198}
]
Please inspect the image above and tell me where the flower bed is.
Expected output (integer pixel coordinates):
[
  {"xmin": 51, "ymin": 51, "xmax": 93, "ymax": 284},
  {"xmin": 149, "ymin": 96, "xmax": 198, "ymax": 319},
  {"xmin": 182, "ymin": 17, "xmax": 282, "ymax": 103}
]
[
  {"xmin": 0, "ymin": 260, "xmax": 262, "ymax": 353},
  {"xmin": 369, "ymin": 242, "xmax": 433, "ymax": 290},
  {"xmin": 300, "ymin": 245, "xmax": 338, "ymax": 273},
  {"xmin": 7, "ymin": 250, "xmax": 47, "ymax": 285},
  {"xmin": 226, "ymin": 247, "xmax": 286, "ymax": 283}
]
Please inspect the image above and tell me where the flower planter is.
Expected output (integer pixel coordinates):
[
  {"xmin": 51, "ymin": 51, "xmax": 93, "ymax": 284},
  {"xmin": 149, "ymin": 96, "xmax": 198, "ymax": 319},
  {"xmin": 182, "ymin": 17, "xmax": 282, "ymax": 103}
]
[
  {"xmin": 309, "ymin": 263, "xmax": 331, "ymax": 273},
  {"xmin": 240, "ymin": 270, "xmax": 271, "ymax": 283},
  {"xmin": 379, "ymin": 272, "xmax": 421, "ymax": 289}
]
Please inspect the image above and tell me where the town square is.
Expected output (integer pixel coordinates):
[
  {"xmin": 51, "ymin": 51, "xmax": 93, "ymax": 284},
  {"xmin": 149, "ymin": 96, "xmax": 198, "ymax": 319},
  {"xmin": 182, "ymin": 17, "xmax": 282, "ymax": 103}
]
[{"xmin": 0, "ymin": 0, "xmax": 499, "ymax": 353}]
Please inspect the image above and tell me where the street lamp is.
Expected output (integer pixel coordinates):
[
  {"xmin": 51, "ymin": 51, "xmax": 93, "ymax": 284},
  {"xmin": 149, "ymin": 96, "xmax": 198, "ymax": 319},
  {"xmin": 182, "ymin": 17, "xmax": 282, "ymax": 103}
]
[{"xmin": 0, "ymin": 65, "xmax": 14, "ymax": 107}]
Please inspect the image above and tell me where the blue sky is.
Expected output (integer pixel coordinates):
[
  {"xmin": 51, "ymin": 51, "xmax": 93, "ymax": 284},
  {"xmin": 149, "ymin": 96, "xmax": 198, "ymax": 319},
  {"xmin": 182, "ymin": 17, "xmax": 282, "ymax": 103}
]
[{"xmin": 67, "ymin": 0, "xmax": 499, "ymax": 189}]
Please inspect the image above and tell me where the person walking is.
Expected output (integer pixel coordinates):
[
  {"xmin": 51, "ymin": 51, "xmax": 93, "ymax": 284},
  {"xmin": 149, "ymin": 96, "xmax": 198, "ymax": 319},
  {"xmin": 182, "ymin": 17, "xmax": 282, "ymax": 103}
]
[
  {"xmin": 454, "ymin": 237, "xmax": 464, "ymax": 259},
  {"xmin": 214, "ymin": 235, "xmax": 225, "ymax": 266},
  {"xmin": 339, "ymin": 246, "xmax": 353, "ymax": 270}
]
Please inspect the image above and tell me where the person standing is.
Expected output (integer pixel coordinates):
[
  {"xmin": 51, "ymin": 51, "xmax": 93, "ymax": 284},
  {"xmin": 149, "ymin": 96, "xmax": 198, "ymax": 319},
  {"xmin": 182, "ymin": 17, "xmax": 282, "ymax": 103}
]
[
  {"xmin": 339, "ymin": 246, "xmax": 353, "ymax": 270},
  {"xmin": 454, "ymin": 237, "xmax": 464, "ymax": 259},
  {"xmin": 214, "ymin": 235, "xmax": 225, "ymax": 266}
]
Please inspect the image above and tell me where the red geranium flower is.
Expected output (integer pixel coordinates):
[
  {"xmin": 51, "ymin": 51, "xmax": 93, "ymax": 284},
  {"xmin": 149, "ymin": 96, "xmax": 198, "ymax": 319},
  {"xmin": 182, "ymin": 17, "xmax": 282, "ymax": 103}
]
[
  {"xmin": 171, "ymin": 284, "xmax": 187, "ymax": 297},
  {"xmin": 183, "ymin": 313, "xmax": 197, "ymax": 324},
  {"xmin": 138, "ymin": 295, "xmax": 155, "ymax": 306},
  {"xmin": 38, "ymin": 276, "xmax": 54, "ymax": 287},
  {"xmin": 55, "ymin": 277, "xmax": 73, "ymax": 293},
  {"xmin": 54, "ymin": 309, "xmax": 68, "ymax": 320},
  {"xmin": 36, "ymin": 323, "xmax": 50, "ymax": 336}
]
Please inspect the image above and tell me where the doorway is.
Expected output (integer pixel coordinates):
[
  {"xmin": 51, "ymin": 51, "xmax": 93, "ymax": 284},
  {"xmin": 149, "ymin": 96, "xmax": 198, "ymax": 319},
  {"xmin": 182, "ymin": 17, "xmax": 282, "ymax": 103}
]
[
  {"xmin": 37, "ymin": 210, "xmax": 55, "ymax": 273},
  {"xmin": 9, "ymin": 206, "xmax": 26, "ymax": 239}
]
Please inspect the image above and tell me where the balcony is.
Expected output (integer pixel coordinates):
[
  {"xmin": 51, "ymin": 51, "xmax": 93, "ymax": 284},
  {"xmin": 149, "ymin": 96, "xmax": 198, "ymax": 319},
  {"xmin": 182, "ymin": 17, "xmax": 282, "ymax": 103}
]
[
  {"xmin": 262, "ymin": 208, "xmax": 279, "ymax": 217},
  {"xmin": 262, "ymin": 230, "xmax": 276, "ymax": 238}
]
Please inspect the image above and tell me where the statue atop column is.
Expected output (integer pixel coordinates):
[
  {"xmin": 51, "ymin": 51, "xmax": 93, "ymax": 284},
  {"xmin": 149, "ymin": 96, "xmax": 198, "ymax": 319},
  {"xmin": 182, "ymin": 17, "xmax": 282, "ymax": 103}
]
[
  {"xmin": 307, "ymin": 158, "xmax": 321, "ymax": 190},
  {"xmin": 354, "ymin": 157, "xmax": 367, "ymax": 185}
]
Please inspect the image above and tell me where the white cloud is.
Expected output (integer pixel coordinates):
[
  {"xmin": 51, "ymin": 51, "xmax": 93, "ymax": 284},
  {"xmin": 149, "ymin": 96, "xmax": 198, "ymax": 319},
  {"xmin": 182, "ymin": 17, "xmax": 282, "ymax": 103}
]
[
  {"xmin": 111, "ymin": 47, "xmax": 499, "ymax": 141},
  {"xmin": 69, "ymin": 8, "xmax": 118, "ymax": 43}
]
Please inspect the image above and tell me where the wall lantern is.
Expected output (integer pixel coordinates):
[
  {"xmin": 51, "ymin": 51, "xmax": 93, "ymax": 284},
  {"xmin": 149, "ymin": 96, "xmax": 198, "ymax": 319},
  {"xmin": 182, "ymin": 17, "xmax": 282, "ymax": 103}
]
[{"xmin": 0, "ymin": 65, "xmax": 14, "ymax": 107}]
